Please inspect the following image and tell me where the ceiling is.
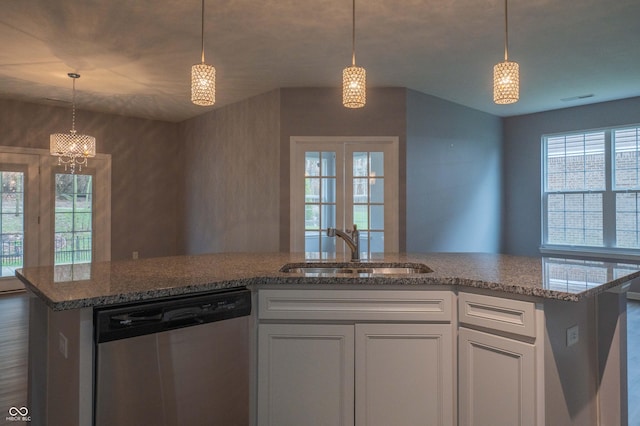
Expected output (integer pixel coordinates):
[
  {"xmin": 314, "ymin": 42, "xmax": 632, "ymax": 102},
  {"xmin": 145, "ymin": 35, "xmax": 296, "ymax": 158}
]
[{"xmin": 1, "ymin": 0, "xmax": 639, "ymax": 123}]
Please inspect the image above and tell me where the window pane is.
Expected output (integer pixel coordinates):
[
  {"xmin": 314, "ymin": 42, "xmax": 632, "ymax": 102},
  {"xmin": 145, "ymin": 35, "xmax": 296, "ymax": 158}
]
[
  {"xmin": 546, "ymin": 193, "xmax": 602, "ymax": 246},
  {"xmin": 616, "ymin": 193, "xmax": 640, "ymax": 248},
  {"xmin": 369, "ymin": 231, "xmax": 384, "ymax": 253},
  {"xmin": 370, "ymin": 177, "xmax": 384, "ymax": 203},
  {"xmin": 370, "ymin": 152, "xmax": 384, "ymax": 176},
  {"xmin": 545, "ymin": 132, "xmax": 605, "ymax": 191},
  {"xmin": 305, "ymin": 178, "xmax": 319, "ymax": 202},
  {"xmin": 370, "ymin": 205, "xmax": 384, "ymax": 230},
  {"xmin": 305, "ymin": 152, "xmax": 320, "ymax": 176},
  {"xmin": 55, "ymin": 173, "xmax": 92, "ymax": 265},
  {"xmin": 321, "ymin": 152, "xmax": 336, "ymax": 176},
  {"xmin": 320, "ymin": 204, "xmax": 336, "ymax": 230},
  {"xmin": 353, "ymin": 178, "xmax": 368, "ymax": 203},
  {"xmin": 354, "ymin": 205, "xmax": 368, "ymax": 230},
  {"xmin": 321, "ymin": 178, "xmax": 336, "ymax": 203},
  {"xmin": 305, "ymin": 204, "xmax": 319, "ymax": 230},
  {"xmin": 614, "ymin": 127, "xmax": 640, "ymax": 190},
  {"xmin": 0, "ymin": 171, "xmax": 24, "ymax": 277},
  {"xmin": 353, "ymin": 152, "xmax": 368, "ymax": 177}
]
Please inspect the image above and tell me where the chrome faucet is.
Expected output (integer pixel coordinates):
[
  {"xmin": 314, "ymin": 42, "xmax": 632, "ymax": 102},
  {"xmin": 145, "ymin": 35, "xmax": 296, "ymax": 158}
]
[{"xmin": 327, "ymin": 224, "xmax": 360, "ymax": 262}]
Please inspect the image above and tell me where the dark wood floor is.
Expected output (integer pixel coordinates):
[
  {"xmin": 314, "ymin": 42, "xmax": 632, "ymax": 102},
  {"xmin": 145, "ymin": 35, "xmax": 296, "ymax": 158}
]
[
  {"xmin": 0, "ymin": 293, "xmax": 638, "ymax": 424},
  {"xmin": 0, "ymin": 292, "xmax": 28, "ymax": 425}
]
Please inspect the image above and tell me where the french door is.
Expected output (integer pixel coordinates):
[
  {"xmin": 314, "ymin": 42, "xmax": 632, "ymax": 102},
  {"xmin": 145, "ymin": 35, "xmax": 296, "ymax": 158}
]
[
  {"xmin": 0, "ymin": 147, "xmax": 111, "ymax": 292},
  {"xmin": 290, "ymin": 137, "xmax": 399, "ymax": 259}
]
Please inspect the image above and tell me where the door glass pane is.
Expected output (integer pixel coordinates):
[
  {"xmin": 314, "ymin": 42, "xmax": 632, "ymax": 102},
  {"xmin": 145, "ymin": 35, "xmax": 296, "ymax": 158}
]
[
  {"xmin": 370, "ymin": 205, "xmax": 384, "ymax": 230},
  {"xmin": 0, "ymin": 171, "xmax": 24, "ymax": 277},
  {"xmin": 352, "ymin": 151, "xmax": 385, "ymax": 259},
  {"xmin": 55, "ymin": 173, "xmax": 93, "ymax": 265},
  {"xmin": 370, "ymin": 152, "xmax": 384, "ymax": 176},
  {"xmin": 353, "ymin": 152, "xmax": 368, "ymax": 176},
  {"xmin": 370, "ymin": 177, "xmax": 384, "ymax": 203},
  {"xmin": 304, "ymin": 151, "xmax": 336, "ymax": 258}
]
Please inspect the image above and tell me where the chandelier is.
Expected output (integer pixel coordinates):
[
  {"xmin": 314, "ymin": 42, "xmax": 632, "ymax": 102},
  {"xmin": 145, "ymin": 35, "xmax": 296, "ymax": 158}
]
[
  {"xmin": 493, "ymin": 0, "xmax": 519, "ymax": 104},
  {"xmin": 191, "ymin": 0, "xmax": 216, "ymax": 106},
  {"xmin": 343, "ymin": 0, "xmax": 366, "ymax": 108},
  {"xmin": 50, "ymin": 73, "xmax": 96, "ymax": 174}
]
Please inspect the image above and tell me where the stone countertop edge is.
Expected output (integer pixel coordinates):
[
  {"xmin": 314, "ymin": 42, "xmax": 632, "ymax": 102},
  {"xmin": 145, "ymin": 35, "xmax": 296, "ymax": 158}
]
[{"xmin": 15, "ymin": 252, "xmax": 640, "ymax": 311}]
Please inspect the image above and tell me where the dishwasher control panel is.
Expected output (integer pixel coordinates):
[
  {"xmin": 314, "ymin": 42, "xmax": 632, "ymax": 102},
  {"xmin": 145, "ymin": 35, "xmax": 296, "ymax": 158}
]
[{"xmin": 94, "ymin": 288, "xmax": 251, "ymax": 343}]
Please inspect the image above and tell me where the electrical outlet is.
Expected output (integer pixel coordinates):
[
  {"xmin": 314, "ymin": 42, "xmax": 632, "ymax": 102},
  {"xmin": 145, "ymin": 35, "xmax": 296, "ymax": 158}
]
[
  {"xmin": 567, "ymin": 325, "xmax": 579, "ymax": 347},
  {"xmin": 58, "ymin": 332, "xmax": 68, "ymax": 359},
  {"xmin": 132, "ymin": 251, "xmax": 139, "ymax": 260}
]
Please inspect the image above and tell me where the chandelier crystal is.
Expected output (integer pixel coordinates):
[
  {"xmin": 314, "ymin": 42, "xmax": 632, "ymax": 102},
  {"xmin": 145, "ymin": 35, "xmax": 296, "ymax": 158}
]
[
  {"xmin": 343, "ymin": 0, "xmax": 366, "ymax": 108},
  {"xmin": 191, "ymin": 0, "xmax": 215, "ymax": 106},
  {"xmin": 493, "ymin": 0, "xmax": 519, "ymax": 104},
  {"xmin": 50, "ymin": 73, "xmax": 96, "ymax": 174}
]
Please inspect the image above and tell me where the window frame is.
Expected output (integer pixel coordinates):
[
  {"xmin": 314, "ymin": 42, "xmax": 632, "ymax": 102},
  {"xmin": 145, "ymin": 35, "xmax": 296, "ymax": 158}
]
[{"xmin": 541, "ymin": 124, "xmax": 640, "ymax": 260}]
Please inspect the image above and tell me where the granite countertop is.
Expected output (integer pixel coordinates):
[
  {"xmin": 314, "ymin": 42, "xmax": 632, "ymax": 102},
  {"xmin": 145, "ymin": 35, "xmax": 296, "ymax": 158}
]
[{"xmin": 16, "ymin": 252, "xmax": 640, "ymax": 311}]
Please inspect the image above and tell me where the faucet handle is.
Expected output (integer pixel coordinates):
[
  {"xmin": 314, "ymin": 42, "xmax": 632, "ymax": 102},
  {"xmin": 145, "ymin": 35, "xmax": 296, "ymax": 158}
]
[{"xmin": 327, "ymin": 228, "xmax": 336, "ymax": 237}]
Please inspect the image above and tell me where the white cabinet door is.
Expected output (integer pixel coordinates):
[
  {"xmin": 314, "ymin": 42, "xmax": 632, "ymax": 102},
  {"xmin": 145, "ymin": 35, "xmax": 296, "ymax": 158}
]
[
  {"xmin": 257, "ymin": 323, "xmax": 355, "ymax": 426},
  {"xmin": 459, "ymin": 327, "xmax": 536, "ymax": 426},
  {"xmin": 355, "ymin": 323, "xmax": 454, "ymax": 426}
]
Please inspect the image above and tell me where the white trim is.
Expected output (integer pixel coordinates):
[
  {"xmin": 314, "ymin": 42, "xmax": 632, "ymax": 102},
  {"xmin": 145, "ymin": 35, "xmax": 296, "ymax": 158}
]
[{"xmin": 540, "ymin": 246, "xmax": 640, "ymax": 262}]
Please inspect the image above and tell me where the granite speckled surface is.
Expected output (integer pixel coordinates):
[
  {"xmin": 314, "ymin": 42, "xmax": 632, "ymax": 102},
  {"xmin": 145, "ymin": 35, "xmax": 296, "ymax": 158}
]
[{"xmin": 16, "ymin": 252, "xmax": 640, "ymax": 311}]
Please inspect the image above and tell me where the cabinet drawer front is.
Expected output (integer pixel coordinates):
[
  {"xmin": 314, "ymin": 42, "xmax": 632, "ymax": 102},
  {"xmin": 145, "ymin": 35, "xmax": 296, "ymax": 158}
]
[
  {"xmin": 258, "ymin": 289, "xmax": 452, "ymax": 322},
  {"xmin": 458, "ymin": 292, "xmax": 536, "ymax": 338}
]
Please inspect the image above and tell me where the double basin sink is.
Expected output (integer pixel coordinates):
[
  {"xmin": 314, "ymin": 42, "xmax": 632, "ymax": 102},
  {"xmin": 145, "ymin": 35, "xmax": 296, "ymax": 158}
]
[{"xmin": 280, "ymin": 262, "xmax": 433, "ymax": 276}]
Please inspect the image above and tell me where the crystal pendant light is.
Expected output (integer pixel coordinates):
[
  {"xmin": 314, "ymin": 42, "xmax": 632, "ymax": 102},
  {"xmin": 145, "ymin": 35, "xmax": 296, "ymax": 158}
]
[
  {"xmin": 191, "ymin": 0, "xmax": 216, "ymax": 106},
  {"xmin": 343, "ymin": 0, "xmax": 366, "ymax": 108},
  {"xmin": 50, "ymin": 73, "xmax": 96, "ymax": 174},
  {"xmin": 493, "ymin": 0, "xmax": 519, "ymax": 104}
]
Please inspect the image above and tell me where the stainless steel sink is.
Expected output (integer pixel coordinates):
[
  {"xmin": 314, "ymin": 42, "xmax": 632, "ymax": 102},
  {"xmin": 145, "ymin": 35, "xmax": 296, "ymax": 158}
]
[{"xmin": 280, "ymin": 263, "xmax": 433, "ymax": 276}]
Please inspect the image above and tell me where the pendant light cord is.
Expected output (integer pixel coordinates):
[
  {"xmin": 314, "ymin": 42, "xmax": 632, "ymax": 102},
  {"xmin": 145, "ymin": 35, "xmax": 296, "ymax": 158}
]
[
  {"xmin": 351, "ymin": 0, "xmax": 356, "ymax": 66},
  {"xmin": 201, "ymin": 0, "xmax": 206, "ymax": 63},
  {"xmin": 503, "ymin": 0, "xmax": 509, "ymax": 61},
  {"xmin": 72, "ymin": 77, "xmax": 76, "ymax": 132}
]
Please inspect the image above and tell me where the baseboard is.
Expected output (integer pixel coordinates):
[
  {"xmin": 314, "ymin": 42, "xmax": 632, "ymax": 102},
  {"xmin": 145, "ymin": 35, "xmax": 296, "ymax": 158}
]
[{"xmin": 627, "ymin": 291, "xmax": 640, "ymax": 301}]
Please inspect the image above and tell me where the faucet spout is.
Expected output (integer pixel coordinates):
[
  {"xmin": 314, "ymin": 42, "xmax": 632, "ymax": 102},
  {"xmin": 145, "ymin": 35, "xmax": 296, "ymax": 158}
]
[{"xmin": 327, "ymin": 225, "xmax": 360, "ymax": 261}]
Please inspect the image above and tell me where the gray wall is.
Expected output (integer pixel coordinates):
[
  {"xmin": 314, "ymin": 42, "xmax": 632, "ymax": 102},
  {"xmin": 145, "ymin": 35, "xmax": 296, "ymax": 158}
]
[
  {"xmin": 0, "ymin": 98, "xmax": 181, "ymax": 261},
  {"xmin": 406, "ymin": 90, "xmax": 503, "ymax": 253},
  {"xmin": 503, "ymin": 96, "xmax": 640, "ymax": 256},
  {"xmin": 180, "ymin": 90, "xmax": 281, "ymax": 254},
  {"xmin": 279, "ymin": 87, "xmax": 408, "ymax": 251}
]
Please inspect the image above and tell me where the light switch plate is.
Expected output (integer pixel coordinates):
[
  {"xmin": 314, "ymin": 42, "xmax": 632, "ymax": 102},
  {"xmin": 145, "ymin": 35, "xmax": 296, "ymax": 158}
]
[{"xmin": 567, "ymin": 325, "xmax": 579, "ymax": 347}]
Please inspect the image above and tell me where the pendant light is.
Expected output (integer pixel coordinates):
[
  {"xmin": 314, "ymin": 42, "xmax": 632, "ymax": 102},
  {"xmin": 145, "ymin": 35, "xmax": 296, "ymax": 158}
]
[
  {"xmin": 191, "ymin": 0, "xmax": 216, "ymax": 106},
  {"xmin": 493, "ymin": 0, "xmax": 519, "ymax": 104},
  {"xmin": 50, "ymin": 73, "xmax": 96, "ymax": 174},
  {"xmin": 342, "ymin": 0, "xmax": 366, "ymax": 108}
]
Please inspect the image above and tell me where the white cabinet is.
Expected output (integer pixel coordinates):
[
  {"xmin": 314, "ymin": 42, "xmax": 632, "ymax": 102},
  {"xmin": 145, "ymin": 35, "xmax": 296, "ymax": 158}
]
[
  {"xmin": 355, "ymin": 323, "xmax": 454, "ymax": 426},
  {"xmin": 458, "ymin": 327, "xmax": 536, "ymax": 426},
  {"xmin": 458, "ymin": 292, "xmax": 539, "ymax": 426},
  {"xmin": 257, "ymin": 323, "xmax": 354, "ymax": 426},
  {"xmin": 256, "ymin": 289, "xmax": 455, "ymax": 426}
]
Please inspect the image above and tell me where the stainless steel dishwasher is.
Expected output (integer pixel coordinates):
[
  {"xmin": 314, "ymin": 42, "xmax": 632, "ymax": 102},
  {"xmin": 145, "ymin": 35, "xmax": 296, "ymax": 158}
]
[{"xmin": 94, "ymin": 288, "xmax": 251, "ymax": 426}]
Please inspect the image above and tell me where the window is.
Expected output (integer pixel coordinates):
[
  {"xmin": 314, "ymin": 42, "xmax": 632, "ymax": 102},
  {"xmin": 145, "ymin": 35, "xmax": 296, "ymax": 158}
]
[
  {"xmin": 0, "ymin": 147, "xmax": 110, "ymax": 292},
  {"xmin": 54, "ymin": 173, "xmax": 93, "ymax": 265},
  {"xmin": 0, "ymin": 169, "xmax": 25, "ymax": 277},
  {"xmin": 542, "ymin": 125, "xmax": 640, "ymax": 255}
]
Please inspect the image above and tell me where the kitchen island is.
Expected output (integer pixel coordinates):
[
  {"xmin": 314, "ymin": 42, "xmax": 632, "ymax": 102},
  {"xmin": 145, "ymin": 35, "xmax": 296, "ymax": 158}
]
[{"xmin": 17, "ymin": 252, "xmax": 640, "ymax": 425}]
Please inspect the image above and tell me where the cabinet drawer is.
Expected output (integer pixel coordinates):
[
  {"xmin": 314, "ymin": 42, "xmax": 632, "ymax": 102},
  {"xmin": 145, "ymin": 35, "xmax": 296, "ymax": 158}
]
[
  {"xmin": 458, "ymin": 292, "xmax": 536, "ymax": 339},
  {"xmin": 258, "ymin": 289, "xmax": 453, "ymax": 322}
]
